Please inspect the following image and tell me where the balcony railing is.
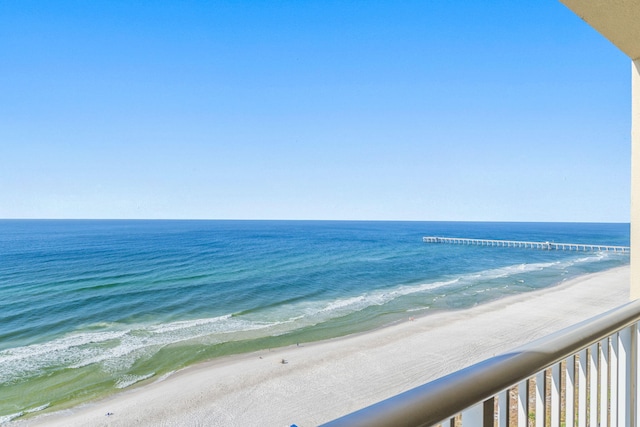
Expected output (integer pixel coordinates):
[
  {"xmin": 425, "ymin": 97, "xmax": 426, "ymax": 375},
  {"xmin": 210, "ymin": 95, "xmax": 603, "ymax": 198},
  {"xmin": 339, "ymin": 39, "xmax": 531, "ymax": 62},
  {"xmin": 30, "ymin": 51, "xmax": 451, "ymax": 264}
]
[{"xmin": 321, "ymin": 299, "xmax": 640, "ymax": 427}]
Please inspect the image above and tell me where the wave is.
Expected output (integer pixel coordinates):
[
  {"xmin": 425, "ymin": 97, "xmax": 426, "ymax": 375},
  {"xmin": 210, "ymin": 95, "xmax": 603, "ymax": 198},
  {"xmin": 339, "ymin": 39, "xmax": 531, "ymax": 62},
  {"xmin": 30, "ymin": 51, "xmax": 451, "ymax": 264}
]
[
  {"xmin": 0, "ymin": 403, "xmax": 49, "ymax": 424},
  {"xmin": 154, "ymin": 370, "xmax": 176, "ymax": 383},
  {"xmin": 0, "ymin": 252, "xmax": 624, "ymax": 388},
  {"xmin": 115, "ymin": 373, "xmax": 155, "ymax": 389},
  {"xmin": 466, "ymin": 261, "xmax": 558, "ymax": 279},
  {"xmin": 0, "ymin": 313, "xmax": 300, "ymax": 384}
]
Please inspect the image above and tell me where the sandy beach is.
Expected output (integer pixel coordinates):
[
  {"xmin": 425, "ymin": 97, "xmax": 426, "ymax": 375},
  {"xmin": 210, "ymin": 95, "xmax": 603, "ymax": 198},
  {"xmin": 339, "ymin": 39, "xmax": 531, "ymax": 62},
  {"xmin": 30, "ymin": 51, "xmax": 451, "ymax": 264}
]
[{"xmin": 20, "ymin": 265, "xmax": 630, "ymax": 427}]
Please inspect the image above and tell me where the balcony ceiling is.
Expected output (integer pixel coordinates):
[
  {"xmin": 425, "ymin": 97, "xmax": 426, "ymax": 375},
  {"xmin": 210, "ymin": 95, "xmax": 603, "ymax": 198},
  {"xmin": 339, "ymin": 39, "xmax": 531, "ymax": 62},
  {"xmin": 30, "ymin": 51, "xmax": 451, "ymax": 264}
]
[{"xmin": 560, "ymin": 0, "xmax": 640, "ymax": 60}]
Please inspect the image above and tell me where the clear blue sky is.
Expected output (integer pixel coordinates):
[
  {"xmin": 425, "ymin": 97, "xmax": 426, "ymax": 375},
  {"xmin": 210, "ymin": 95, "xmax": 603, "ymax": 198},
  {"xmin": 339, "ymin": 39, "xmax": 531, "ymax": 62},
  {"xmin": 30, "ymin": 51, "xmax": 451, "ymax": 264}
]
[{"xmin": 0, "ymin": 1, "xmax": 631, "ymax": 222}]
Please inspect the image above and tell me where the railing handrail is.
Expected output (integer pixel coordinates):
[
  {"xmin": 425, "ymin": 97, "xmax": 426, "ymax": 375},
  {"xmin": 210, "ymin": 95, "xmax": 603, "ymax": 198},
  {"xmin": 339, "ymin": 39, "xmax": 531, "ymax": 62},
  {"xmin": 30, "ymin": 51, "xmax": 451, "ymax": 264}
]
[{"xmin": 321, "ymin": 298, "xmax": 640, "ymax": 427}]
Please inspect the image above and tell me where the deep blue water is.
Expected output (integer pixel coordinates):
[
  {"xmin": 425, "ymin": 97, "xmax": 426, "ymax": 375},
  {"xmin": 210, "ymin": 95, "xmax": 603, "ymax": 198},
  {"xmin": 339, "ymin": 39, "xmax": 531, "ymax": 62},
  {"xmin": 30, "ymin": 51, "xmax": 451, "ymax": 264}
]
[{"xmin": 0, "ymin": 220, "xmax": 630, "ymax": 422}]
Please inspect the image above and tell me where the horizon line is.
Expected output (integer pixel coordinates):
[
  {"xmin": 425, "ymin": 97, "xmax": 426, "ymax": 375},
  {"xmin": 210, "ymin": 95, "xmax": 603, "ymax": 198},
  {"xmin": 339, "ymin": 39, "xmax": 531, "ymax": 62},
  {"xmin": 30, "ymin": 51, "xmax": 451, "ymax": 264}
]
[{"xmin": 0, "ymin": 218, "xmax": 631, "ymax": 225}]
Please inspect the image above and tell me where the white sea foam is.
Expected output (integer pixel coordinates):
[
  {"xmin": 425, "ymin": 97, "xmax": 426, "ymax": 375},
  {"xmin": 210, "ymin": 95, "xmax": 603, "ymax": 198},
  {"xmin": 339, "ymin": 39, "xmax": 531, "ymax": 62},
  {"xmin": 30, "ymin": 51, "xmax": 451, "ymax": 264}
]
[
  {"xmin": 318, "ymin": 296, "xmax": 369, "ymax": 313},
  {"xmin": 0, "ymin": 254, "xmax": 623, "ymax": 387},
  {"xmin": 147, "ymin": 315, "xmax": 232, "ymax": 334},
  {"xmin": 24, "ymin": 403, "xmax": 50, "ymax": 414},
  {"xmin": 467, "ymin": 262, "xmax": 558, "ymax": 281},
  {"xmin": 0, "ymin": 403, "xmax": 49, "ymax": 424},
  {"xmin": 0, "ymin": 412, "xmax": 23, "ymax": 424},
  {"xmin": 154, "ymin": 371, "xmax": 176, "ymax": 383},
  {"xmin": 0, "ymin": 313, "xmax": 292, "ymax": 384},
  {"xmin": 258, "ymin": 262, "xmax": 570, "ymax": 329},
  {"xmin": 0, "ymin": 330, "xmax": 130, "ymax": 383},
  {"xmin": 1, "ymin": 330, "xmax": 128, "ymax": 363},
  {"xmin": 115, "ymin": 373, "xmax": 154, "ymax": 389},
  {"xmin": 70, "ymin": 316, "xmax": 278, "ymax": 372},
  {"xmin": 393, "ymin": 278, "xmax": 460, "ymax": 297},
  {"xmin": 266, "ymin": 278, "xmax": 461, "ymax": 328},
  {"xmin": 330, "ymin": 258, "xmax": 588, "ymax": 314}
]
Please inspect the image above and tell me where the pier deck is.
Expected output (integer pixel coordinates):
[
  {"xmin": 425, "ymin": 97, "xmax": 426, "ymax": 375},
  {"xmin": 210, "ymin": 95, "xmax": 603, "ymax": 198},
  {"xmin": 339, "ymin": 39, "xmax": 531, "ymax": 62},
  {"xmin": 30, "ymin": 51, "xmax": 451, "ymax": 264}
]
[{"xmin": 423, "ymin": 236, "xmax": 630, "ymax": 252}]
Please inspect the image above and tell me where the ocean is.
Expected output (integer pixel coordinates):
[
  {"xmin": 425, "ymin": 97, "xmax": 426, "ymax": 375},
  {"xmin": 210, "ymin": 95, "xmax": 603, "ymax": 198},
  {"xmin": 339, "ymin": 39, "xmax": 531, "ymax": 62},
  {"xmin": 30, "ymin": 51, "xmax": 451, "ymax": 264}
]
[{"xmin": 0, "ymin": 220, "xmax": 630, "ymax": 422}]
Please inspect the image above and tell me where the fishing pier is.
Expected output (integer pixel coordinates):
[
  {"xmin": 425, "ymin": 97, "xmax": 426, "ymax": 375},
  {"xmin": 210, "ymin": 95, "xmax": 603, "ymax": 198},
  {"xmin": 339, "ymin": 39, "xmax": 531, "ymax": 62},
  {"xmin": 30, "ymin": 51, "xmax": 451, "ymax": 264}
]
[{"xmin": 422, "ymin": 236, "xmax": 630, "ymax": 252}]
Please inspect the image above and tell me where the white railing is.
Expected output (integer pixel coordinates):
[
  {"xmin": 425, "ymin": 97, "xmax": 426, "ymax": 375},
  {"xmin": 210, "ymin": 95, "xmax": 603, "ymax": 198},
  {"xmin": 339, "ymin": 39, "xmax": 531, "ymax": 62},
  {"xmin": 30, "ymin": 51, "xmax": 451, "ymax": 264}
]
[{"xmin": 321, "ymin": 299, "xmax": 640, "ymax": 427}]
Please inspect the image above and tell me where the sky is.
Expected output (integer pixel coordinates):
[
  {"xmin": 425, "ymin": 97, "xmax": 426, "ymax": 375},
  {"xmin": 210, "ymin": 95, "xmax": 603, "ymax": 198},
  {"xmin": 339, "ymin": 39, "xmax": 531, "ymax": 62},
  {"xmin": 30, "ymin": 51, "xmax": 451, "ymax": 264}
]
[{"xmin": 0, "ymin": 1, "xmax": 632, "ymax": 222}]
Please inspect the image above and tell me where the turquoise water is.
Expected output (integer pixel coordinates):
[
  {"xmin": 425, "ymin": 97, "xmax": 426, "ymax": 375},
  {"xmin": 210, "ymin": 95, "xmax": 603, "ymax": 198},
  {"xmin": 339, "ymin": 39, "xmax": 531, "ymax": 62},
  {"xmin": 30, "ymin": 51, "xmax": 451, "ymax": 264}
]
[{"xmin": 0, "ymin": 220, "xmax": 630, "ymax": 422}]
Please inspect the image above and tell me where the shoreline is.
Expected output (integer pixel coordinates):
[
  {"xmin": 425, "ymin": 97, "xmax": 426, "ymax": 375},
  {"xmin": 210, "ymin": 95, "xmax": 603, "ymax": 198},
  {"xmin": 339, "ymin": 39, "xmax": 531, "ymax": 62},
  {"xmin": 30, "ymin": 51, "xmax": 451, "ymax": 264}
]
[{"xmin": 19, "ymin": 265, "xmax": 630, "ymax": 427}]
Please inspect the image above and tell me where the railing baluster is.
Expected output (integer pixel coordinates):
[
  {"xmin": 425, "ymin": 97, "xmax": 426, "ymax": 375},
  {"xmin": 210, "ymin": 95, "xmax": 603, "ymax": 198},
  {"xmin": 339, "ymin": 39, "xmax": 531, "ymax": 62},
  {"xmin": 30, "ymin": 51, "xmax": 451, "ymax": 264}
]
[
  {"xmin": 565, "ymin": 356, "xmax": 575, "ymax": 427},
  {"xmin": 578, "ymin": 349, "xmax": 587, "ymax": 427},
  {"xmin": 550, "ymin": 364, "xmax": 560, "ymax": 427},
  {"xmin": 589, "ymin": 344, "xmax": 598, "ymax": 427},
  {"xmin": 517, "ymin": 380, "xmax": 527, "ymax": 427},
  {"xmin": 498, "ymin": 389, "xmax": 508, "ymax": 427},
  {"xmin": 611, "ymin": 334, "xmax": 619, "ymax": 427},
  {"xmin": 535, "ymin": 372, "xmax": 544, "ymax": 427},
  {"xmin": 619, "ymin": 328, "xmax": 631, "ymax": 427},
  {"xmin": 599, "ymin": 338, "xmax": 609, "ymax": 427}
]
